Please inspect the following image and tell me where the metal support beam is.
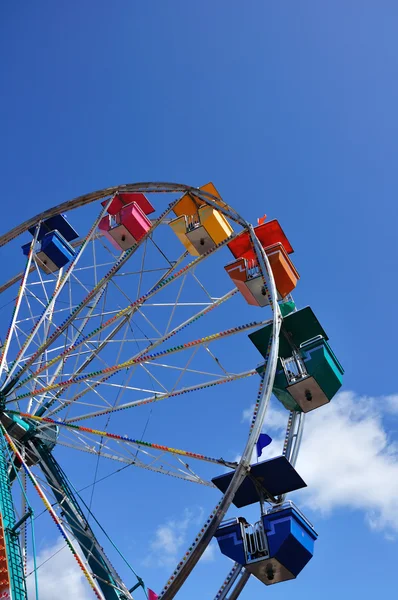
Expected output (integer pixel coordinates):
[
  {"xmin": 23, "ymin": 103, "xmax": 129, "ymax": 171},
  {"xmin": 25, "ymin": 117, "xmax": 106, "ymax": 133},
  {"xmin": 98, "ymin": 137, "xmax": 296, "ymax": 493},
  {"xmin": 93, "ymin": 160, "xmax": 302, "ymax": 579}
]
[
  {"xmin": 0, "ymin": 429, "xmax": 27, "ymax": 600},
  {"xmin": 35, "ymin": 442, "xmax": 132, "ymax": 600},
  {"xmin": 214, "ymin": 563, "xmax": 242, "ymax": 600},
  {"xmin": 9, "ymin": 509, "xmax": 33, "ymax": 535},
  {"xmin": 228, "ymin": 570, "xmax": 250, "ymax": 600}
]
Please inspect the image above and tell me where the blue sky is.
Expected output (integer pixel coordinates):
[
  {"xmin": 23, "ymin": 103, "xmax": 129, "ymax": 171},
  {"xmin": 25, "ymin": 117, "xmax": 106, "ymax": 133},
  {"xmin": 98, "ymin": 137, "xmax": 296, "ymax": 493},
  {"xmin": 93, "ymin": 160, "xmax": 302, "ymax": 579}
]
[{"xmin": 1, "ymin": 2, "xmax": 397, "ymax": 599}]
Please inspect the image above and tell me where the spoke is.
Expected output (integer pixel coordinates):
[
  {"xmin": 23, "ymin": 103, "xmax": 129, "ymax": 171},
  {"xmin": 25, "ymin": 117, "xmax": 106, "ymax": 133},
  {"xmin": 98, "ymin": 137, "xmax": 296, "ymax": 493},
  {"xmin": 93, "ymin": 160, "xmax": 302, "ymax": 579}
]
[
  {"xmin": 204, "ymin": 345, "xmax": 230, "ymax": 376},
  {"xmin": 0, "ymin": 226, "xmax": 39, "ymax": 378},
  {"xmin": 189, "ymin": 269, "xmax": 214, "ymax": 302},
  {"xmin": 13, "ymin": 248, "xmax": 189, "ymax": 395},
  {"xmin": 3, "ymin": 200, "xmax": 112, "ymax": 388},
  {"xmin": 145, "ymin": 363, "xmax": 224, "ymax": 378},
  {"xmin": 2, "ymin": 198, "xmax": 180, "ymax": 391},
  {"xmin": 63, "ymin": 369, "xmax": 257, "ymax": 423},
  {"xmin": 28, "ymin": 269, "xmax": 64, "ymax": 411},
  {"xmin": 25, "ymin": 288, "xmax": 106, "ymax": 415},
  {"xmin": 80, "ymin": 380, "xmax": 163, "ymax": 393},
  {"xmin": 138, "ymin": 363, "xmax": 168, "ymax": 393},
  {"xmin": 135, "ymin": 237, "xmax": 147, "ymax": 300},
  {"xmin": 16, "ymin": 287, "xmax": 240, "ymax": 418},
  {"xmin": 28, "ymin": 252, "xmax": 189, "ymax": 417},
  {"xmin": 12, "ymin": 235, "xmax": 234, "ymax": 396},
  {"xmin": 14, "ymin": 411, "xmax": 237, "ymax": 469},
  {"xmin": 11, "ymin": 320, "xmax": 265, "ymax": 403},
  {"xmin": 169, "ymin": 345, "xmax": 200, "ymax": 393},
  {"xmin": 31, "ymin": 254, "xmax": 53, "ymax": 305},
  {"xmin": 56, "ymin": 441, "xmax": 213, "ymax": 486},
  {"xmin": 41, "ymin": 427, "xmax": 206, "ymax": 483},
  {"xmin": 164, "ymin": 273, "xmax": 187, "ymax": 335}
]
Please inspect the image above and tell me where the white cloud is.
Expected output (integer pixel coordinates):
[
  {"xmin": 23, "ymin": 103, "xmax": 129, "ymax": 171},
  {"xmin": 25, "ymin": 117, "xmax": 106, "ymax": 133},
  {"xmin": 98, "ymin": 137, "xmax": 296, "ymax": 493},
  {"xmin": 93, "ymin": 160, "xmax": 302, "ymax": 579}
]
[
  {"xmin": 243, "ymin": 391, "xmax": 398, "ymax": 537},
  {"xmin": 145, "ymin": 507, "xmax": 206, "ymax": 567},
  {"xmin": 200, "ymin": 541, "xmax": 216, "ymax": 563},
  {"xmin": 242, "ymin": 401, "xmax": 288, "ymax": 432},
  {"xmin": 144, "ymin": 389, "xmax": 398, "ymax": 575},
  {"xmin": 383, "ymin": 394, "xmax": 398, "ymax": 414},
  {"xmin": 26, "ymin": 538, "xmax": 92, "ymax": 600},
  {"xmin": 296, "ymin": 391, "xmax": 398, "ymax": 535}
]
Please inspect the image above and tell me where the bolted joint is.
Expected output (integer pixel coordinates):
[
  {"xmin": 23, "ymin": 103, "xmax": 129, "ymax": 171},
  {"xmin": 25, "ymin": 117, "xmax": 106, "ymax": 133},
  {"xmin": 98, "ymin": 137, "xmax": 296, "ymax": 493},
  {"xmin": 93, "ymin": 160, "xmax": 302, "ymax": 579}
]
[
  {"xmin": 8, "ymin": 508, "xmax": 33, "ymax": 536},
  {"xmin": 129, "ymin": 577, "xmax": 145, "ymax": 593}
]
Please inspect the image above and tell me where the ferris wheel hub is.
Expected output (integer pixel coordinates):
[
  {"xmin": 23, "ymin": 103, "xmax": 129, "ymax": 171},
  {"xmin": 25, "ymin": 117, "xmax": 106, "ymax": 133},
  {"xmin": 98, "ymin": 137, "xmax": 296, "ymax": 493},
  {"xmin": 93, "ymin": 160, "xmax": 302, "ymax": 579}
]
[{"xmin": 0, "ymin": 412, "xmax": 58, "ymax": 466}]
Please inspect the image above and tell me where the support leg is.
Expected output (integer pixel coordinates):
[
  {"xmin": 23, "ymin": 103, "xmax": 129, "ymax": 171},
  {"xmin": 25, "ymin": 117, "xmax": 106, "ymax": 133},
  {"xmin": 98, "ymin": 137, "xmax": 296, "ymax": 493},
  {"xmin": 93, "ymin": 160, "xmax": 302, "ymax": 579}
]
[
  {"xmin": 34, "ymin": 441, "xmax": 131, "ymax": 600},
  {"xmin": 214, "ymin": 563, "xmax": 242, "ymax": 600},
  {"xmin": 228, "ymin": 570, "xmax": 250, "ymax": 600},
  {"xmin": 0, "ymin": 429, "xmax": 27, "ymax": 600}
]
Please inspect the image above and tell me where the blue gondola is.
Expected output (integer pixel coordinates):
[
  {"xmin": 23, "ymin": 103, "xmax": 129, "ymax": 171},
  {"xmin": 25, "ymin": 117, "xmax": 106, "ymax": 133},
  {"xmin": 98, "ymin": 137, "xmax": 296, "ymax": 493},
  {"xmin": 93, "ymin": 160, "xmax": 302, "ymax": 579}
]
[
  {"xmin": 28, "ymin": 214, "xmax": 78, "ymax": 242},
  {"xmin": 214, "ymin": 502, "xmax": 317, "ymax": 585},
  {"xmin": 22, "ymin": 214, "xmax": 78, "ymax": 274}
]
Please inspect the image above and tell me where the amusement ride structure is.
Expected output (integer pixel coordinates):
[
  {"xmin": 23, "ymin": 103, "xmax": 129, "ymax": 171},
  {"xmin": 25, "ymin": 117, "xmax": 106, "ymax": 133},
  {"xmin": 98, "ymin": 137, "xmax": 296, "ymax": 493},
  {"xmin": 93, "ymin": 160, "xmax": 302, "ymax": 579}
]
[{"xmin": 0, "ymin": 183, "xmax": 343, "ymax": 599}]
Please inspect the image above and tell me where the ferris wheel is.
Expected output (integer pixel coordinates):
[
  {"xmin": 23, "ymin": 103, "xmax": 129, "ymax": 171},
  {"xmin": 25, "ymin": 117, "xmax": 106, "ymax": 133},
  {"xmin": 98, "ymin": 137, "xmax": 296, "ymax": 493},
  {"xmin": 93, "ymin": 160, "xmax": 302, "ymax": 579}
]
[{"xmin": 0, "ymin": 182, "xmax": 344, "ymax": 600}]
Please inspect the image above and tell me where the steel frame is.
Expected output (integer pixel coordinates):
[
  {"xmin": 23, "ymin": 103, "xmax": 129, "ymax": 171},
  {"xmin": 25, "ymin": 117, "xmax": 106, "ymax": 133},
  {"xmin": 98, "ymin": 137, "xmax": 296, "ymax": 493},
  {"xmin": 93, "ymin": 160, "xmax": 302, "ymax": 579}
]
[{"xmin": 0, "ymin": 182, "xmax": 296, "ymax": 600}]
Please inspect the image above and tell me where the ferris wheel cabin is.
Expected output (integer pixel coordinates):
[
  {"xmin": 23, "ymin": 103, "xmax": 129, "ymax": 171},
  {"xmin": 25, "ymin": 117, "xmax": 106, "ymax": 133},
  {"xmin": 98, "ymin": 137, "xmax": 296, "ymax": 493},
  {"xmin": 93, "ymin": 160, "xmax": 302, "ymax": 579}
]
[
  {"xmin": 98, "ymin": 192, "xmax": 155, "ymax": 251},
  {"xmin": 212, "ymin": 454, "xmax": 315, "ymax": 584},
  {"xmin": 169, "ymin": 183, "xmax": 234, "ymax": 256},
  {"xmin": 225, "ymin": 220, "xmax": 299, "ymax": 307},
  {"xmin": 21, "ymin": 214, "xmax": 79, "ymax": 274},
  {"xmin": 250, "ymin": 306, "xmax": 344, "ymax": 412},
  {"xmin": 214, "ymin": 502, "xmax": 317, "ymax": 585}
]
